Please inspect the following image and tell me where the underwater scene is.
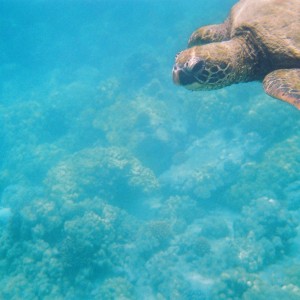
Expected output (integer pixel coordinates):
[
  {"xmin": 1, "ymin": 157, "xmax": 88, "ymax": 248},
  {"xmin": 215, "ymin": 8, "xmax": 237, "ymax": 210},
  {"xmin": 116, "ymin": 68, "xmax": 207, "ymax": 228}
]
[{"xmin": 0, "ymin": 0, "xmax": 300, "ymax": 299}]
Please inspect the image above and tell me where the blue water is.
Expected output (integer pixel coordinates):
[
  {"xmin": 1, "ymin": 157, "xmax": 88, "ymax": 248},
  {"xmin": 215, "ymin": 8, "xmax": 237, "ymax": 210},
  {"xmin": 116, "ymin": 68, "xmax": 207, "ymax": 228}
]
[{"xmin": 0, "ymin": 0, "xmax": 300, "ymax": 299}]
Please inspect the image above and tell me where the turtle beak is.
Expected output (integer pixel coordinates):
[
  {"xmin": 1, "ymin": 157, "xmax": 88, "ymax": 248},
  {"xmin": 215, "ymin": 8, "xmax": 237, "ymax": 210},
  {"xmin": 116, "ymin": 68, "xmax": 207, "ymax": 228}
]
[
  {"xmin": 172, "ymin": 64, "xmax": 181, "ymax": 85},
  {"xmin": 172, "ymin": 62, "xmax": 198, "ymax": 86},
  {"xmin": 173, "ymin": 50, "xmax": 194, "ymax": 85},
  {"xmin": 172, "ymin": 63, "xmax": 197, "ymax": 86}
]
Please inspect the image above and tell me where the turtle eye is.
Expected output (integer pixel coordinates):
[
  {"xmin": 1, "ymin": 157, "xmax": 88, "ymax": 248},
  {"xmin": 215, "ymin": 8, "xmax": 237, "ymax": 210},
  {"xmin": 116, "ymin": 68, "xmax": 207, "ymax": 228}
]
[{"xmin": 192, "ymin": 61, "xmax": 205, "ymax": 73}]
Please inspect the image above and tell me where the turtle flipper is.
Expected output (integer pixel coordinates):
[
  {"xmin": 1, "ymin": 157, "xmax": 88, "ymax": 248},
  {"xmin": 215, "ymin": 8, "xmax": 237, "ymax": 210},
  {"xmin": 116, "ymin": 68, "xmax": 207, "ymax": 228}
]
[
  {"xmin": 188, "ymin": 19, "xmax": 230, "ymax": 47},
  {"xmin": 263, "ymin": 69, "xmax": 300, "ymax": 110}
]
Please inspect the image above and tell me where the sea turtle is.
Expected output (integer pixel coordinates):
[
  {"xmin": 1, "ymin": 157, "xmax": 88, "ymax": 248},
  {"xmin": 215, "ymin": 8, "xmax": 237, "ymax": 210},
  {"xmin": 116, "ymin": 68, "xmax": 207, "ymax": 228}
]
[{"xmin": 172, "ymin": 0, "xmax": 300, "ymax": 109}]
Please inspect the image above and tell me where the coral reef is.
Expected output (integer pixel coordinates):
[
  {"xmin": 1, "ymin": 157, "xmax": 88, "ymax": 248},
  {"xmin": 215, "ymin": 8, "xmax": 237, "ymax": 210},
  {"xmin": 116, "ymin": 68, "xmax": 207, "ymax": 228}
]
[
  {"xmin": 44, "ymin": 146, "xmax": 159, "ymax": 212},
  {"xmin": 94, "ymin": 277, "xmax": 136, "ymax": 300},
  {"xmin": 160, "ymin": 128, "xmax": 262, "ymax": 203},
  {"xmin": 227, "ymin": 135, "xmax": 300, "ymax": 209}
]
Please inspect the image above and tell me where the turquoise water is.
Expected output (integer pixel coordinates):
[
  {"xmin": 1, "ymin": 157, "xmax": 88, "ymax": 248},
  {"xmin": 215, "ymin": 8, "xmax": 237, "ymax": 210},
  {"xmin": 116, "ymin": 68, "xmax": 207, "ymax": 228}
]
[{"xmin": 0, "ymin": 0, "xmax": 300, "ymax": 299}]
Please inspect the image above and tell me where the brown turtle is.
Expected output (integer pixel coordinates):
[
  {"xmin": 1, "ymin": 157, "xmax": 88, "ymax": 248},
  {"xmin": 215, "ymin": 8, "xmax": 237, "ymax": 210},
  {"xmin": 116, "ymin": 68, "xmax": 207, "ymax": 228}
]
[{"xmin": 172, "ymin": 0, "xmax": 300, "ymax": 109}]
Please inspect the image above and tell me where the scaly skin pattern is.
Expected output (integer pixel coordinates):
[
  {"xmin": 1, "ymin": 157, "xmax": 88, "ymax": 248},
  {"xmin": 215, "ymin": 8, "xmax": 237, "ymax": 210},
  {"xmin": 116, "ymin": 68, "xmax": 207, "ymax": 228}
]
[
  {"xmin": 188, "ymin": 19, "xmax": 231, "ymax": 47},
  {"xmin": 263, "ymin": 69, "xmax": 300, "ymax": 109},
  {"xmin": 172, "ymin": 0, "xmax": 300, "ymax": 109},
  {"xmin": 173, "ymin": 36, "xmax": 258, "ymax": 90}
]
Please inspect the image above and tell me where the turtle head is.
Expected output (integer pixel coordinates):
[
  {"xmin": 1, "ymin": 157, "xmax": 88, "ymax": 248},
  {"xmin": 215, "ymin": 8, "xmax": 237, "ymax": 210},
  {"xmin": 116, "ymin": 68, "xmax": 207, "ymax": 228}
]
[{"xmin": 172, "ymin": 43, "xmax": 236, "ymax": 90}]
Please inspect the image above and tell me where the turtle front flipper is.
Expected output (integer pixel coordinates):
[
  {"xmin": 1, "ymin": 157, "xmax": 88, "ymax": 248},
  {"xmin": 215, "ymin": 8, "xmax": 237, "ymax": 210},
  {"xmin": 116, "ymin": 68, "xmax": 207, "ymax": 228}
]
[
  {"xmin": 263, "ymin": 69, "xmax": 300, "ymax": 110},
  {"xmin": 188, "ymin": 19, "xmax": 230, "ymax": 47}
]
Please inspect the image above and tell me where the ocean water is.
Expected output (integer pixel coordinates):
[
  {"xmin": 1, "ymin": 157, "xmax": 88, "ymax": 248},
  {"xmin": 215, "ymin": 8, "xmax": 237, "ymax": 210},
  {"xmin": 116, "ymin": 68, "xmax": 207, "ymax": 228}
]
[{"xmin": 0, "ymin": 0, "xmax": 300, "ymax": 299}]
